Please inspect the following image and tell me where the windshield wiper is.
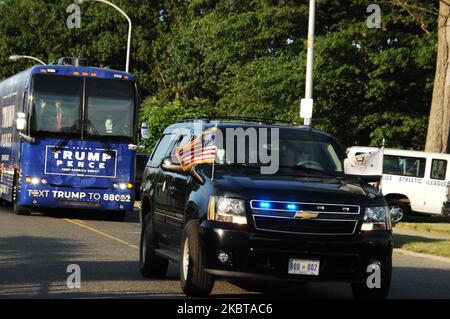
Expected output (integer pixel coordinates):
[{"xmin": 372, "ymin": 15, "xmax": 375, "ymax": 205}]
[
  {"xmin": 279, "ymin": 165, "xmax": 344, "ymax": 178},
  {"xmin": 52, "ymin": 119, "xmax": 114, "ymax": 156},
  {"xmin": 218, "ymin": 163, "xmax": 262, "ymax": 170},
  {"xmin": 83, "ymin": 119, "xmax": 115, "ymax": 156},
  {"xmin": 52, "ymin": 119, "xmax": 82, "ymax": 153}
]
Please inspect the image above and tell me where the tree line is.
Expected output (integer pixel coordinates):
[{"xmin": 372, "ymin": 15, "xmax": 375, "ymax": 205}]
[{"xmin": 0, "ymin": 0, "xmax": 439, "ymax": 151}]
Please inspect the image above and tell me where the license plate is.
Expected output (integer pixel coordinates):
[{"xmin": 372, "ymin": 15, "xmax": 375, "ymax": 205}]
[{"xmin": 288, "ymin": 259, "xmax": 320, "ymax": 276}]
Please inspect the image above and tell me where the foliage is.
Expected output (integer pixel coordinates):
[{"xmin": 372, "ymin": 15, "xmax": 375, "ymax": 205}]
[
  {"xmin": 0, "ymin": 0, "xmax": 440, "ymax": 152},
  {"xmin": 140, "ymin": 96, "xmax": 212, "ymax": 148}
]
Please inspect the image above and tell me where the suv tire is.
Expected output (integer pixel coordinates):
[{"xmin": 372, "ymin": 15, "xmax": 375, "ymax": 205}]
[
  {"xmin": 388, "ymin": 199, "xmax": 410, "ymax": 223},
  {"xmin": 139, "ymin": 212, "xmax": 168, "ymax": 278},
  {"xmin": 180, "ymin": 220, "xmax": 215, "ymax": 297},
  {"xmin": 351, "ymin": 254, "xmax": 392, "ymax": 299}
]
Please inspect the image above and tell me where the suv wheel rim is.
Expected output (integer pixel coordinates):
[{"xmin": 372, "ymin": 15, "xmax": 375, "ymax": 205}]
[
  {"xmin": 141, "ymin": 232, "xmax": 147, "ymax": 265},
  {"xmin": 390, "ymin": 205, "xmax": 404, "ymax": 223},
  {"xmin": 182, "ymin": 238, "xmax": 189, "ymax": 281}
]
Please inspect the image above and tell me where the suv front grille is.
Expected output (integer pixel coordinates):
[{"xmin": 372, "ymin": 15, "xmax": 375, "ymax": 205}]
[{"xmin": 250, "ymin": 200, "xmax": 360, "ymax": 236}]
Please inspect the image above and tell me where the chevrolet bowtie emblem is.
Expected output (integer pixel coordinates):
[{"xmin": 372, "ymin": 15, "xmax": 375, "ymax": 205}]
[{"xmin": 294, "ymin": 211, "xmax": 319, "ymax": 220}]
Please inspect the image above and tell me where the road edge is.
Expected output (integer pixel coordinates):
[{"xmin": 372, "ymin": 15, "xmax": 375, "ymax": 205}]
[{"xmin": 394, "ymin": 248, "xmax": 450, "ymax": 264}]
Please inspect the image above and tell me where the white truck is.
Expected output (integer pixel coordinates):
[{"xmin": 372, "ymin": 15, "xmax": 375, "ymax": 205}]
[{"xmin": 347, "ymin": 147, "xmax": 450, "ymax": 222}]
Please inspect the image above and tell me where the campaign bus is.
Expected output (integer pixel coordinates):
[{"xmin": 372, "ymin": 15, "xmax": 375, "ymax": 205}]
[{"xmin": 0, "ymin": 57, "xmax": 138, "ymax": 219}]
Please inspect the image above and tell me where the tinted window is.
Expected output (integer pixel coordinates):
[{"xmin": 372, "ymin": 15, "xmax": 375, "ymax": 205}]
[
  {"xmin": 431, "ymin": 159, "xmax": 447, "ymax": 180},
  {"xmin": 383, "ymin": 155, "xmax": 426, "ymax": 178},
  {"xmin": 31, "ymin": 75, "xmax": 82, "ymax": 134},
  {"xmin": 220, "ymin": 129, "xmax": 343, "ymax": 173},
  {"xmin": 148, "ymin": 134, "xmax": 176, "ymax": 167}
]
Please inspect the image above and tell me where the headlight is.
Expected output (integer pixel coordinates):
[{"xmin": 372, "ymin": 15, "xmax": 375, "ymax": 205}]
[
  {"xmin": 208, "ymin": 196, "xmax": 247, "ymax": 225},
  {"xmin": 362, "ymin": 206, "xmax": 391, "ymax": 231},
  {"xmin": 25, "ymin": 177, "xmax": 45, "ymax": 185},
  {"xmin": 113, "ymin": 183, "xmax": 133, "ymax": 190}
]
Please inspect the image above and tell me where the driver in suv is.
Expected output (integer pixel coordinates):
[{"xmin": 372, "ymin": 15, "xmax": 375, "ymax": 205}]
[{"xmin": 139, "ymin": 118, "xmax": 392, "ymax": 298}]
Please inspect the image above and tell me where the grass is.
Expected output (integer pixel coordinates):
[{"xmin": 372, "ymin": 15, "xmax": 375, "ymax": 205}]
[
  {"xmin": 395, "ymin": 215, "xmax": 450, "ymax": 237},
  {"xmin": 394, "ymin": 234, "xmax": 450, "ymax": 258}
]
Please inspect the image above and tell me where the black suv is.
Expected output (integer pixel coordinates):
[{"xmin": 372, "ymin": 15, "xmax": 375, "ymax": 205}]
[{"xmin": 139, "ymin": 118, "xmax": 392, "ymax": 298}]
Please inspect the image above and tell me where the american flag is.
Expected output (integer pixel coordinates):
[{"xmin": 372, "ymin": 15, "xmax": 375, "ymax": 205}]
[{"xmin": 176, "ymin": 127, "xmax": 218, "ymax": 171}]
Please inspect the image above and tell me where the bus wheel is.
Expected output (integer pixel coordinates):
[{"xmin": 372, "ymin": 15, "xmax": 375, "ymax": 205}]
[
  {"xmin": 13, "ymin": 202, "xmax": 30, "ymax": 215},
  {"xmin": 13, "ymin": 178, "xmax": 30, "ymax": 215},
  {"xmin": 388, "ymin": 199, "xmax": 409, "ymax": 223},
  {"xmin": 111, "ymin": 211, "xmax": 126, "ymax": 221}
]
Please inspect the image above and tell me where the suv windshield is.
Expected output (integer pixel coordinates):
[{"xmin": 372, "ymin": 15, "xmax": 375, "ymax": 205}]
[
  {"xmin": 30, "ymin": 74, "xmax": 135, "ymax": 141},
  {"xmin": 217, "ymin": 128, "xmax": 344, "ymax": 175}
]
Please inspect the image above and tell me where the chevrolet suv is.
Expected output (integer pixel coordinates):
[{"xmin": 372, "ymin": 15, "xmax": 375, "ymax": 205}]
[{"xmin": 139, "ymin": 118, "xmax": 392, "ymax": 298}]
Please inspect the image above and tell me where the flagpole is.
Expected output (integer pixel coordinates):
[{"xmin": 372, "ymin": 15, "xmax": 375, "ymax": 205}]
[{"xmin": 211, "ymin": 124, "xmax": 218, "ymax": 182}]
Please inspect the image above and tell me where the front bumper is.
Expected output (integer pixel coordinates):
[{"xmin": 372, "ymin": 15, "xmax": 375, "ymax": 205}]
[
  {"xmin": 19, "ymin": 185, "xmax": 134, "ymax": 212},
  {"xmin": 200, "ymin": 220, "xmax": 392, "ymax": 283}
]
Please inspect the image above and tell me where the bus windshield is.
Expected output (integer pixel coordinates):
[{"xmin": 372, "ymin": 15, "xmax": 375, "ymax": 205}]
[
  {"xmin": 30, "ymin": 74, "xmax": 135, "ymax": 142},
  {"xmin": 31, "ymin": 75, "xmax": 82, "ymax": 135},
  {"xmin": 86, "ymin": 78, "xmax": 134, "ymax": 140}
]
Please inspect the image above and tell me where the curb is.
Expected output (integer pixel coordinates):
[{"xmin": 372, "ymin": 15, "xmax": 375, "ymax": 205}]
[
  {"xmin": 394, "ymin": 248, "xmax": 450, "ymax": 264},
  {"xmin": 393, "ymin": 228, "xmax": 450, "ymax": 241}
]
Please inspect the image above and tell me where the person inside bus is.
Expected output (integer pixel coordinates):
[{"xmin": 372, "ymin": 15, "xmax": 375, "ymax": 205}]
[
  {"xmin": 35, "ymin": 99, "xmax": 53, "ymax": 131},
  {"xmin": 55, "ymin": 100, "xmax": 63, "ymax": 132}
]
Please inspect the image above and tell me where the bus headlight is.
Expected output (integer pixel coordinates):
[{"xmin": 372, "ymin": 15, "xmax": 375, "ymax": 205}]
[
  {"xmin": 26, "ymin": 177, "xmax": 43, "ymax": 185},
  {"xmin": 208, "ymin": 196, "xmax": 247, "ymax": 225},
  {"xmin": 362, "ymin": 206, "xmax": 391, "ymax": 231}
]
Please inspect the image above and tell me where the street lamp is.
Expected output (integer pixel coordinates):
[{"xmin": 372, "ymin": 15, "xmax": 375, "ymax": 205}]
[
  {"xmin": 300, "ymin": 0, "xmax": 316, "ymax": 126},
  {"xmin": 80, "ymin": 0, "xmax": 132, "ymax": 73},
  {"xmin": 9, "ymin": 55, "xmax": 46, "ymax": 65}
]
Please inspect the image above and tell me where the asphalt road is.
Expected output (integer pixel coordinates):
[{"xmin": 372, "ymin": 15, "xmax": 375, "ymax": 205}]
[{"xmin": 0, "ymin": 206, "xmax": 449, "ymax": 299}]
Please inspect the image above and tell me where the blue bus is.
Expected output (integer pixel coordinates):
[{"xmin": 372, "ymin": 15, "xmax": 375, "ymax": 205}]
[{"xmin": 0, "ymin": 57, "xmax": 138, "ymax": 219}]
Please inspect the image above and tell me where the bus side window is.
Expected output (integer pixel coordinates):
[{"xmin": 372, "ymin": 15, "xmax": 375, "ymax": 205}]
[{"xmin": 431, "ymin": 159, "xmax": 447, "ymax": 180}]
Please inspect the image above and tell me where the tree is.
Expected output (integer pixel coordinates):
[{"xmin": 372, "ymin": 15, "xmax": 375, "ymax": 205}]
[
  {"xmin": 147, "ymin": 0, "xmax": 436, "ymax": 149},
  {"xmin": 425, "ymin": 0, "xmax": 450, "ymax": 153},
  {"xmin": 0, "ymin": 0, "xmax": 160, "ymax": 96},
  {"xmin": 0, "ymin": 0, "xmax": 439, "ymax": 151}
]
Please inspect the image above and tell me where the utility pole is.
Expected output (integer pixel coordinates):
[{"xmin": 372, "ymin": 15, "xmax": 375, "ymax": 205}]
[{"xmin": 301, "ymin": 0, "xmax": 316, "ymax": 126}]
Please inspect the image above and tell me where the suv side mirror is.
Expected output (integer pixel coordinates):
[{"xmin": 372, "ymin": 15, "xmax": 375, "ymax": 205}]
[
  {"xmin": 16, "ymin": 112, "xmax": 27, "ymax": 131},
  {"xmin": 141, "ymin": 122, "xmax": 149, "ymax": 140},
  {"xmin": 161, "ymin": 156, "xmax": 184, "ymax": 173}
]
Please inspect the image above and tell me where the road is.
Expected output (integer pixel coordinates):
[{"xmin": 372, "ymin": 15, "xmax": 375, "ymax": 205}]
[{"xmin": 0, "ymin": 206, "xmax": 449, "ymax": 299}]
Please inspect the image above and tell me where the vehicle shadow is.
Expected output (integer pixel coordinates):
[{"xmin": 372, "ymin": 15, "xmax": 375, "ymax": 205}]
[{"xmin": 25, "ymin": 208, "xmax": 140, "ymax": 223}]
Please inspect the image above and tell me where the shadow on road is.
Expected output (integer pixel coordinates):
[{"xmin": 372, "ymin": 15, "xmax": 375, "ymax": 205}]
[{"xmin": 0, "ymin": 205, "xmax": 140, "ymax": 224}]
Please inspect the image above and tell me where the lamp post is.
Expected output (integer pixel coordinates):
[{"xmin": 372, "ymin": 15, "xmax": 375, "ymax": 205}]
[
  {"xmin": 9, "ymin": 55, "xmax": 46, "ymax": 65},
  {"xmin": 80, "ymin": 0, "xmax": 132, "ymax": 73},
  {"xmin": 301, "ymin": 0, "xmax": 316, "ymax": 126}
]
